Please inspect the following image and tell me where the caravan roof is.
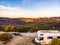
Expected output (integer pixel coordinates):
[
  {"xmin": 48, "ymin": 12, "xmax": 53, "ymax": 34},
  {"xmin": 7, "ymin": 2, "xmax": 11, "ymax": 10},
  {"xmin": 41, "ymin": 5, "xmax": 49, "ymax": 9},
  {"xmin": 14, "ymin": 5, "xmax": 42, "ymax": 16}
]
[{"xmin": 38, "ymin": 30, "xmax": 60, "ymax": 33}]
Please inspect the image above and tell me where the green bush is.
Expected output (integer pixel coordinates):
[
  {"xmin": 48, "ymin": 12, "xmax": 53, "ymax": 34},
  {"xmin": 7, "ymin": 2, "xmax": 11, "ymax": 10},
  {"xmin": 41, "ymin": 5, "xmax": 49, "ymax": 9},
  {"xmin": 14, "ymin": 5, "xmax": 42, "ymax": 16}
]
[
  {"xmin": 51, "ymin": 38, "xmax": 60, "ymax": 45},
  {"xmin": 0, "ymin": 33, "xmax": 12, "ymax": 41}
]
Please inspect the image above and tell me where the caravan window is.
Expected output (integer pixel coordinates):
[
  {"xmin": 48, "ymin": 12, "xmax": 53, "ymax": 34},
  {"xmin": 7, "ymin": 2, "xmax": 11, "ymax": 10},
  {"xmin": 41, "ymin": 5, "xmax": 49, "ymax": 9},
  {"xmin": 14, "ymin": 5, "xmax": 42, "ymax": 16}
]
[
  {"xmin": 40, "ymin": 34, "xmax": 43, "ymax": 36},
  {"xmin": 57, "ymin": 36, "xmax": 60, "ymax": 39},
  {"xmin": 47, "ymin": 36, "xmax": 53, "ymax": 39},
  {"xmin": 39, "ymin": 37, "xmax": 44, "ymax": 41}
]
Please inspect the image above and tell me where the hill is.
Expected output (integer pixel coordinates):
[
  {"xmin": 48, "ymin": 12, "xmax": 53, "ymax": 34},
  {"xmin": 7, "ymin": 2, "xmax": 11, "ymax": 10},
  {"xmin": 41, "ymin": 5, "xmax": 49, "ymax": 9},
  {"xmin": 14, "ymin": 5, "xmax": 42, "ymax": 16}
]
[{"xmin": 0, "ymin": 17, "xmax": 60, "ymax": 26}]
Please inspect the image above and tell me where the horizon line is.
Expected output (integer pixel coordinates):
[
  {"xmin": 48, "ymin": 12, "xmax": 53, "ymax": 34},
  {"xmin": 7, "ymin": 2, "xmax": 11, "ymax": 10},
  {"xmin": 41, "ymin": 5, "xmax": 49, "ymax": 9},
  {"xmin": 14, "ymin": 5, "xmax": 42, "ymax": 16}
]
[{"xmin": 0, "ymin": 16, "xmax": 60, "ymax": 18}]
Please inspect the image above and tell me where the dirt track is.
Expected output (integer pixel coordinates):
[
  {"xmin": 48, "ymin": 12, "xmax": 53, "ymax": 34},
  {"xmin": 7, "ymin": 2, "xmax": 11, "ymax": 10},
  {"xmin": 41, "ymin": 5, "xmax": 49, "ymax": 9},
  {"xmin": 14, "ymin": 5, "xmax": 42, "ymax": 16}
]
[
  {"xmin": 0, "ymin": 33, "xmax": 38, "ymax": 45},
  {"xmin": 6, "ymin": 36, "xmax": 37, "ymax": 45}
]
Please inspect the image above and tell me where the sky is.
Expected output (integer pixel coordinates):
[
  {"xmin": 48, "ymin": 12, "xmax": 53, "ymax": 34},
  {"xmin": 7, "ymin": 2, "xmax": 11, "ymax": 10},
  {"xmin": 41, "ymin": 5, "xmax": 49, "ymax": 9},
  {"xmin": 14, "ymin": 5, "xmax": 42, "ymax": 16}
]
[{"xmin": 0, "ymin": 0, "xmax": 60, "ymax": 18}]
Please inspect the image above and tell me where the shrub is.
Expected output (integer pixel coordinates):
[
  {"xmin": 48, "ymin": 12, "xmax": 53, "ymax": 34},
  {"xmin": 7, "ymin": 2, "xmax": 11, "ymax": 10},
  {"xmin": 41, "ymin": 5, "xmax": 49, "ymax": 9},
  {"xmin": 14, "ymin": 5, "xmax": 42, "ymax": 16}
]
[
  {"xmin": 0, "ymin": 33, "xmax": 12, "ymax": 41},
  {"xmin": 4, "ymin": 25, "xmax": 16, "ymax": 32},
  {"xmin": 51, "ymin": 38, "xmax": 60, "ymax": 45}
]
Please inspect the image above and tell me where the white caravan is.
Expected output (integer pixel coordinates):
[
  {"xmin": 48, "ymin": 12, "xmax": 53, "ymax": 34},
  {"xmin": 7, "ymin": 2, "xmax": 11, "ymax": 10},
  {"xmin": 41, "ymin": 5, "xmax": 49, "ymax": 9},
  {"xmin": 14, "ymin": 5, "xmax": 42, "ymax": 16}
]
[{"xmin": 35, "ymin": 30, "xmax": 60, "ymax": 44}]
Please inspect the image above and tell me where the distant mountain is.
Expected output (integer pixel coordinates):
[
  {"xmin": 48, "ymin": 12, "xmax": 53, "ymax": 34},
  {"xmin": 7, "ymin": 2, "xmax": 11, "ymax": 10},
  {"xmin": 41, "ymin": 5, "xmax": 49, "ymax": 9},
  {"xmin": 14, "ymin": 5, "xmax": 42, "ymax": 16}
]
[
  {"xmin": 0, "ymin": 17, "xmax": 26, "ymax": 26},
  {"xmin": 0, "ymin": 17, "xmax": 60, "ymax": 26}
]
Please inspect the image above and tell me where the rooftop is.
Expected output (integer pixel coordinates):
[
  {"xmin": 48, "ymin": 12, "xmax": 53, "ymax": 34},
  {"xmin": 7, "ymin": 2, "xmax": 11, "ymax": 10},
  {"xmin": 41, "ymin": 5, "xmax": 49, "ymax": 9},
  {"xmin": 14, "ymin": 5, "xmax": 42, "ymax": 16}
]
[{"xmin": 38, "ymin": 30, "xmax": 60, "ymax": 33}]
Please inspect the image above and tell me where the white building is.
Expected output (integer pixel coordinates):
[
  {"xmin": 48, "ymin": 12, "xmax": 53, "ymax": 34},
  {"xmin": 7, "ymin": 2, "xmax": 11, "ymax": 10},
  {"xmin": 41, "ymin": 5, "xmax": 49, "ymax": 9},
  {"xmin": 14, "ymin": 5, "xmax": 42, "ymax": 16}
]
[{"xmin": 35, "ymin": 30, "xmax": 60, "ymax": 44}]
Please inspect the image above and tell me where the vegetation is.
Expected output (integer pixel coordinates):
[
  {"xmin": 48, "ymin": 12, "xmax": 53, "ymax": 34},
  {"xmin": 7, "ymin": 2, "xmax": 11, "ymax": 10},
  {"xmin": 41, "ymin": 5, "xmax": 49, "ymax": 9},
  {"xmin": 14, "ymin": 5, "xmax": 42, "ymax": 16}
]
[
  {"xmin": 0, "ymin": 33, "xmax": 12, "ymax": 41},
  {"xmin": 0, "ymin": 22, "xmax": 60, "ymax": 32},
  {"xmin": 0, "ymin": 17, "xmax": 60, "ymax": 32},
  {"xmin": 51, "ymin": 38, "xmax": 60, "ymax": 45},
  {"xmin": 4, "ymin": 25, "xmax": 16, "ymax": 32}
]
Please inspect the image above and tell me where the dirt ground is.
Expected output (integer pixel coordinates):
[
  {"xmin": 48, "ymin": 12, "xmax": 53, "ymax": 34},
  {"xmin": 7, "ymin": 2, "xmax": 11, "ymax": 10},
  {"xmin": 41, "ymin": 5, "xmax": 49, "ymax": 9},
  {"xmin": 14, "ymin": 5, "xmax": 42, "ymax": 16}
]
[{"xmin": 0, "ymin": 36, "xmax": 38, "ymax": 45}]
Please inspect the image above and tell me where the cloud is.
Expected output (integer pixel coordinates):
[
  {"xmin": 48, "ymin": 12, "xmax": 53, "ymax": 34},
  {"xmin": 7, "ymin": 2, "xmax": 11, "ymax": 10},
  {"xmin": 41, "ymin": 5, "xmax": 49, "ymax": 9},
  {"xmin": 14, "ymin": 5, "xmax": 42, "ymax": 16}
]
[
  {"xmin": 0, "ymin": 5, "xmax": 60, "ymax": 18},
  {"xmin": 0, "ymin": 5, "xmax": 19, "ymax": 10}
]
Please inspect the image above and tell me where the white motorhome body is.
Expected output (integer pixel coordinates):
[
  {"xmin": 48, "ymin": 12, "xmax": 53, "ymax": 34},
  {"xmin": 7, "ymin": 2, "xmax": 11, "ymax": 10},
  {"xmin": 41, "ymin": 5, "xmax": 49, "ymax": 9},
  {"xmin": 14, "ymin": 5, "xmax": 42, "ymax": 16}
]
[{"xmin": 35, "ymin": 30, "xmax": 60, "ymax": 44}]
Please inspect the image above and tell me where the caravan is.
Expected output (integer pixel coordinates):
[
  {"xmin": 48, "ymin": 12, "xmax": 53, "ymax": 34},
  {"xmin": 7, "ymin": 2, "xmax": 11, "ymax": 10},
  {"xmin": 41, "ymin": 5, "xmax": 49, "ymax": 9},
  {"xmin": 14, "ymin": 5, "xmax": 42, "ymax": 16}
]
[{"xmin": 35, "ymin": 30, "xmax": 60, "ymax": 44}]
